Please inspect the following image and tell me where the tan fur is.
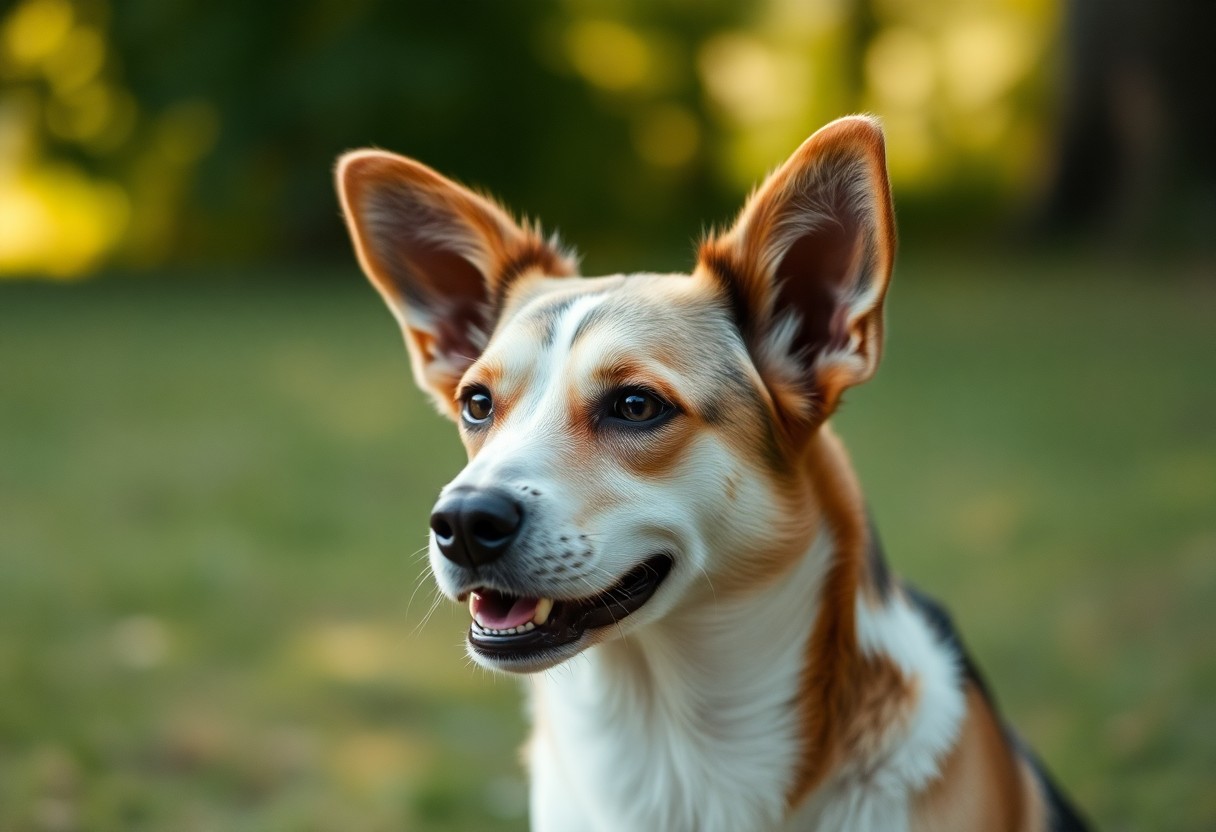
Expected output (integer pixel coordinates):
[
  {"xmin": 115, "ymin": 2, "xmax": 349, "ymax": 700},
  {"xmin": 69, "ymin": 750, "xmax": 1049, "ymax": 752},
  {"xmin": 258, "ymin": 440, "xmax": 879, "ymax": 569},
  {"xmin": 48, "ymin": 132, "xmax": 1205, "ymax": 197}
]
[{"xmin": 911, "ymin": 684, "xmax": 1049, "ymax": 832}]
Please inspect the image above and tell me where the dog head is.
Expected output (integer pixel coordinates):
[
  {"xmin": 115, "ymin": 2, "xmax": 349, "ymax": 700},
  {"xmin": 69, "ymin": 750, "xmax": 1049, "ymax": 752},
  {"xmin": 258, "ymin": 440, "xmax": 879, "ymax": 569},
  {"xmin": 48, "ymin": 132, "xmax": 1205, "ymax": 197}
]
[{"xmin": 336, "ymin": 116, "xmax": 895, "ymax": 672}]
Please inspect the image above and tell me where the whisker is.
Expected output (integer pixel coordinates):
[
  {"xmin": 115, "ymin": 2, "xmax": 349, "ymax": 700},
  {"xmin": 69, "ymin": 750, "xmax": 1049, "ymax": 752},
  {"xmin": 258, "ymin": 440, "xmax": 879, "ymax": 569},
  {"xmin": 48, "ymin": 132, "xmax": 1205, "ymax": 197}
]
[
  {"xmin": 697, "ymin": 564, "xmax": 718, "ymax": 601},
  {"xmin": 412, "ymin": 590, "xmax": 446, "ymax": 636},
  {"xmin": 404, "ymin": 564, "xmax": 434, "ymax": 618},
  {"xmin": 574, "ymin": 573, "xmax": 631, "ymax": 648}
]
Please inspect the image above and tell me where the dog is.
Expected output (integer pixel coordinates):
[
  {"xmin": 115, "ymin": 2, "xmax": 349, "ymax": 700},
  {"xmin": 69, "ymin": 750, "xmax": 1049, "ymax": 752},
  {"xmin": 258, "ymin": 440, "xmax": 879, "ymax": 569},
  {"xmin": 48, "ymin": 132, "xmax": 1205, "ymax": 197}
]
[{"xmin": 335, "ymin": 116, "xmax": 1090, "ymax": 832}]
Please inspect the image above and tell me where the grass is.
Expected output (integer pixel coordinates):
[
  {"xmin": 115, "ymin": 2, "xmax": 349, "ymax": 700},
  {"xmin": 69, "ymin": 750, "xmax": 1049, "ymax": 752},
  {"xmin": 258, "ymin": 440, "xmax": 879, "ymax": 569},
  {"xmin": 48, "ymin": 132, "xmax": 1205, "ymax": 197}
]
[{"xmin": 0, "ymin": 255, "xmax": 1212, "ymax": 830}]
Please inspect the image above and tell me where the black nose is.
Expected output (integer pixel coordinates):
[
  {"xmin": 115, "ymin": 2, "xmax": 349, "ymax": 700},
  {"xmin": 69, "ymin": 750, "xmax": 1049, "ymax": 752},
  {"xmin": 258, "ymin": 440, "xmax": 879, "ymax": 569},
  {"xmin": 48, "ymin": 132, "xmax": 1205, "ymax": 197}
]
[{"xmin": 429, "ymin": 487, "xmax": 523, "ymax": 568}]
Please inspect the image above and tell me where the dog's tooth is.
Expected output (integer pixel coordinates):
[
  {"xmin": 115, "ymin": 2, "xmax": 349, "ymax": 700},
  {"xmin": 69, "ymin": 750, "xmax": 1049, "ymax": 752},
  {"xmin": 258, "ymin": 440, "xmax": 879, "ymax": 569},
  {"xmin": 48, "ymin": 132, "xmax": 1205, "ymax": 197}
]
[
  {"xmin": 522, "ymin": 621, "xmax": 535, "ymax": 632},
  {"xmin": 468, "ymin": 594, "xmax": 478, "ymax": 622},
  {"xmin": 533, "ymin": 598, "xmax": 554, "ymax": 626}
]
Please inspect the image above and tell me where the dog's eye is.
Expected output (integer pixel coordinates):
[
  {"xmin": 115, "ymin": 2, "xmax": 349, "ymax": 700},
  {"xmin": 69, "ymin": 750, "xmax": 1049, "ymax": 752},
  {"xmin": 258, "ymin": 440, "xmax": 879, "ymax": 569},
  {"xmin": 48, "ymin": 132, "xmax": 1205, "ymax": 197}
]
[
  {"xmin": 462, "ymin": 390, "xmax": 493, "ymax": 424},
  {"xmin": 613, "ymin": 390, "xmax": 666, "ymax": 423}
]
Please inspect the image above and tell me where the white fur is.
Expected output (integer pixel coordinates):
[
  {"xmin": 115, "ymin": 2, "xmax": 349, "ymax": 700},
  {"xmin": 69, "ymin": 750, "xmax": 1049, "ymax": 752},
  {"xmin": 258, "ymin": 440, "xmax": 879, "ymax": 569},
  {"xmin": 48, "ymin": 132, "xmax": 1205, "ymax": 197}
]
[
  {"xmin": 854, "ymin": 593, "xmax": 966, "ymax": 793},
  {"xmin": 529, "ymin": 531, "xmax": 833, "ymax": 832},
  {"xmin": 784, "ymin": 594, "xmax": 966, "ymax": 832}
]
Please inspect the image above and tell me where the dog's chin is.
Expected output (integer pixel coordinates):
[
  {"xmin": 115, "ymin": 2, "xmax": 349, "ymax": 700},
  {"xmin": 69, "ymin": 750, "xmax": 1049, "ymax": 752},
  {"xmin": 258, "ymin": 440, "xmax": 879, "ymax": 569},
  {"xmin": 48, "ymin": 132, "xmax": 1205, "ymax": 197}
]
[
  {"xmin": 466, "ymin": 634, "xmax": 593, "ymax": 673},
  {"xmin": 462, "ymin": 554, "xmax": 674, "ymax": 675}
]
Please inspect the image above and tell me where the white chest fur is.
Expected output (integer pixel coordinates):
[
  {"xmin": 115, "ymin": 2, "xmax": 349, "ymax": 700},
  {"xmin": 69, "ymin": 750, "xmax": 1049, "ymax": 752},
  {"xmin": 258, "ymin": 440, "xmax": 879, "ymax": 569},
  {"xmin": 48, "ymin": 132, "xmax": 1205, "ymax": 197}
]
[
  {"xmin": 527, "ymin": 537, "xmax": 829, "ymax": 832},
  {"xmin": 525, "ymin": 532, "xmax": 964, "ymax": 832}
]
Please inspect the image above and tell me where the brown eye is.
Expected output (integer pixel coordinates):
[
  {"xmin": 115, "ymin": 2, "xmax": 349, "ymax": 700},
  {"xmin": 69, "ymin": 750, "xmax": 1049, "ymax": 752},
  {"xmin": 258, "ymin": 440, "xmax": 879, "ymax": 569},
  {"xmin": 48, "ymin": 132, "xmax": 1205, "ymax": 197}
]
[
  {"xmin": 463, "ymin": 391, "xmax": 493, "ymax": 424},
  {"xmin": 614, "ymin": 391, "xmax": 662, "ymax": 422}
]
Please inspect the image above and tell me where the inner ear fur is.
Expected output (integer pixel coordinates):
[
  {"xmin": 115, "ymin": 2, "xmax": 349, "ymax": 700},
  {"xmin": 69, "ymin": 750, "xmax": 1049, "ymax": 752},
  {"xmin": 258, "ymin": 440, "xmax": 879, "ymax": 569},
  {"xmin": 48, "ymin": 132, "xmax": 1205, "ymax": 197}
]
[
  {"xmin": 696, "ymin": 115, "xmax": 896, "ymax": 437},
  {"xmin": 336, "ymin": 150, "xmax": 577, "ymax": 416}
]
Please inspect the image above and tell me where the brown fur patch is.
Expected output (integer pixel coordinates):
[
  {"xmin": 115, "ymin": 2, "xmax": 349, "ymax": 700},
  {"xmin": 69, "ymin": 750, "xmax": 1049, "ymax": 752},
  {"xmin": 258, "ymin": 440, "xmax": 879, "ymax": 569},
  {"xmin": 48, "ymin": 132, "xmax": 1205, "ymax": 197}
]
[
  {"xmin": 910, "ymin": 684, "xmax": 1030, "ymax": 832},
  {"xmin": 469, "ymin": 359, "xmax": 504, "ymax": 390},
  {"xmin": 607, "ymin": 418, "xmax": 700, "ymax": 482},
  {"xmin": 786, "ymin": 426, "xmax": 869, "ymax": 807},
  {"xmin": 840, "ymin": 655, "xmax": 919, "ymax": 763},
  {"xmin": 564, "ymin": 369, "xmax": 700, "ymax": 484},
  {"xmin": 781, "ymin": 425, "xmax": 926, "ymax": 810}
]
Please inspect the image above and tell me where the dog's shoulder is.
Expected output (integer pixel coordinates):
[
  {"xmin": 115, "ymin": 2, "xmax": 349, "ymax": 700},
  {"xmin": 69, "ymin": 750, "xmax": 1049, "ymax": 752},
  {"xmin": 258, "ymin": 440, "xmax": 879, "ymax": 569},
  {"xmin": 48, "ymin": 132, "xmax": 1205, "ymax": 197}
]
[{"xmin": 901, "ymin": 583, "xmax": 1092, "ymax": 831}]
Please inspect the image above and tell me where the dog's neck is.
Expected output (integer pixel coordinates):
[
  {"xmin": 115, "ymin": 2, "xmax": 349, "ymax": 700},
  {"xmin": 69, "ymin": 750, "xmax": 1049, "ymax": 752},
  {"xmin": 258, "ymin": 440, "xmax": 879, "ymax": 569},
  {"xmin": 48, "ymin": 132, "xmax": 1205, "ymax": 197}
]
[
  {"xmin": 527, "ymin": 427, "xmax": 954, "ymax": 831},
  {"xmin": 530, "ymin": 526, "xmax": 832, "ymax": 830}
]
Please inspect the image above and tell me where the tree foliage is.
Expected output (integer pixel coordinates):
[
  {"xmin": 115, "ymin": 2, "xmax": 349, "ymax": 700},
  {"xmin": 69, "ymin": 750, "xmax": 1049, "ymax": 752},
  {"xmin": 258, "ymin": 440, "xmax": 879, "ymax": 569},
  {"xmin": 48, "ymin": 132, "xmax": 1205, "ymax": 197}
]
[{"xmin": 0, "ymin": 0, "xmax": 1108, "ymax": 278}]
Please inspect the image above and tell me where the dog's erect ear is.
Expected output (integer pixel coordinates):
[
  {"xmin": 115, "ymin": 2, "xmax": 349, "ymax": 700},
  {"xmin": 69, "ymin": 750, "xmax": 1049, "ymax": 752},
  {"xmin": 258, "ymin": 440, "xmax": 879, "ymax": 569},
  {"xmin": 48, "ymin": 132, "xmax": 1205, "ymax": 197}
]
[
  {"xmin": 697, "ymin": 115, "xmax": 895, "ymax": 436},
  {"xmin": 336, "ymin": 150, "xmax": 577, "ymax": 415}
]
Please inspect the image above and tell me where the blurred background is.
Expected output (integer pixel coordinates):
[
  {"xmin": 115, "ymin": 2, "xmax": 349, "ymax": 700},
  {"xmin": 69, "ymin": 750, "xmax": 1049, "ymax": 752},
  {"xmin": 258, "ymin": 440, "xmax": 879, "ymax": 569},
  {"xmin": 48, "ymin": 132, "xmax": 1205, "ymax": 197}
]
[{"xmin": 1, "ymin": 0, "xmax": 1212, "ymax": 829}]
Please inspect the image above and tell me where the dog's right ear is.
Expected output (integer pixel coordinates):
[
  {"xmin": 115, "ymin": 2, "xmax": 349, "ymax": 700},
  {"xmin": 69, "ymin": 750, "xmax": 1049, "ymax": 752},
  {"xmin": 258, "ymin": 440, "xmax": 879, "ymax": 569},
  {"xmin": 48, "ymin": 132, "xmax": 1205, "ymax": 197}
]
[{"xmin": 336, "ymin": 151, "xmax": 576, "ymax": 416}]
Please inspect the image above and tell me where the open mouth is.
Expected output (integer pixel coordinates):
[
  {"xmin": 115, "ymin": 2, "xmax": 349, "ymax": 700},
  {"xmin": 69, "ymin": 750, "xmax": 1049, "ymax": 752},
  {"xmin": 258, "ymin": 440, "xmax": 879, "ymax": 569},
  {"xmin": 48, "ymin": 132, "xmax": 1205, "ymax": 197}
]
[{"xmin": 466, "ymin": 554, "xmax": 673, "ymax": 660}]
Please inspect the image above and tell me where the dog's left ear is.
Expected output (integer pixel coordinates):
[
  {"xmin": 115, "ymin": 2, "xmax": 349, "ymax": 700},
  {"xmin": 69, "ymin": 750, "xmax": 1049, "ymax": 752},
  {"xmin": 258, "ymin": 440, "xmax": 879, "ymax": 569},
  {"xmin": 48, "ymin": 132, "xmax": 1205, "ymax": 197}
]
[
  {"xmin": 697, "ymin": 115, "xmax": 895, "ymax": 437},
  {"xmin": 336, "ymin": 150, "xmax": 577, "ymax": 416}
]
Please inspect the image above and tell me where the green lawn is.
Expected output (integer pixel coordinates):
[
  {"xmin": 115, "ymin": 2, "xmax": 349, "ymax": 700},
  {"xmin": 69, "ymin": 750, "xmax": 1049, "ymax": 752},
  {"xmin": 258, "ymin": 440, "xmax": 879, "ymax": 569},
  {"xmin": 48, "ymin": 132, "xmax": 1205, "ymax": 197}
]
[{"xmin": 1, "ymin": 257, "xmax": 1213, "ymax": 830}]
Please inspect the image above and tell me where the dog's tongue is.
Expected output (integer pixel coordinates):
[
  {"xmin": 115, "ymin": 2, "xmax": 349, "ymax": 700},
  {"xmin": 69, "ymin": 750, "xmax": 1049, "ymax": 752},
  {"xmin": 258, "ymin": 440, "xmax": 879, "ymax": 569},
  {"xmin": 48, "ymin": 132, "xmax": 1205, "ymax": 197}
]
[{"xmin": 470, "ymin": 591, "xmax": 539, "ymax": 630}]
